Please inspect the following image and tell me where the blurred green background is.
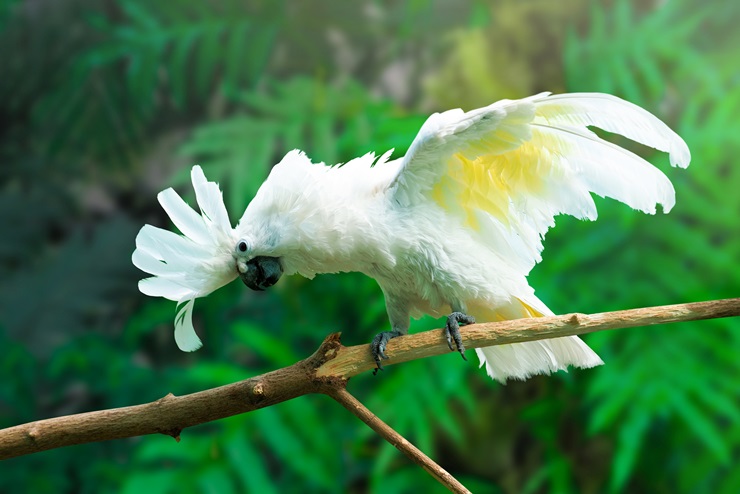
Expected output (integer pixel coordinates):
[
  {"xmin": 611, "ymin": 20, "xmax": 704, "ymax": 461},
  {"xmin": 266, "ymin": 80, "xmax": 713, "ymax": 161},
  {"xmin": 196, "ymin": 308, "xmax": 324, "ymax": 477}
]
[{"xmin": 1, "ymin": 0, "xmax": 739, "ymax": 492}]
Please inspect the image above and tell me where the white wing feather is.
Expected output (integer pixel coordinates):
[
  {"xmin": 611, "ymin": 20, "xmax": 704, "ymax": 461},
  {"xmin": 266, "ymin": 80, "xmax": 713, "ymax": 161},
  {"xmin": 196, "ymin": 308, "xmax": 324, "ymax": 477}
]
[
  {"xmin": 535, "ymin": 93, "xmax": 690, "ymax": 168},
  {"xmin": 530, "ymin": 124, "xmax": 678, "ymax": 213}
]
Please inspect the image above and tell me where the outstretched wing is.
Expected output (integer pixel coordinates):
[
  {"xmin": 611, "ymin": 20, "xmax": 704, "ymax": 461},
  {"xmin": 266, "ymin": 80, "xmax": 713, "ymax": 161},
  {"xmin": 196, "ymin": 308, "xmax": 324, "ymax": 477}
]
[
  {"xmin": 389, "ymin": 92, "xmax": 690, "ymax": 273},
  {"xmin": 132, "ymin": 166, "xmax": 237, "ymax": 351}
]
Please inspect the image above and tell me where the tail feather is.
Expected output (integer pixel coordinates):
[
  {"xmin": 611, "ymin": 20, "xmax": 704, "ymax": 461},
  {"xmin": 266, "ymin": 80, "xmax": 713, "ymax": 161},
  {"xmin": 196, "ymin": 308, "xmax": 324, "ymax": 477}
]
[
  {"xmin": 475, "ymin": 337, "xmax": 602, "ymax": 383},
  {"xmin": 469, "ymin": 297, "xmax": 603, "ymax": 383}
]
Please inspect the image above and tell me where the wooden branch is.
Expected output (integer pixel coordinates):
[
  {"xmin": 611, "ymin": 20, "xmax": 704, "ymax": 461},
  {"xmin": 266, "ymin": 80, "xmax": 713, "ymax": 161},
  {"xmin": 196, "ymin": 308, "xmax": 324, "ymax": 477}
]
[
  {"xmin": 0, "ymin": 334, "xmax": 346, "ymax": 460},
  {"xmin": 327, "ymin": 387, "xmax": 471, "ymax": 494},
  {"xmin": 317, "ymin": 297, "xmax": 740, "ymax": 378},
  {"xmin": 1, "ymin": 297, "xmax": 739, "ymax": 491}
]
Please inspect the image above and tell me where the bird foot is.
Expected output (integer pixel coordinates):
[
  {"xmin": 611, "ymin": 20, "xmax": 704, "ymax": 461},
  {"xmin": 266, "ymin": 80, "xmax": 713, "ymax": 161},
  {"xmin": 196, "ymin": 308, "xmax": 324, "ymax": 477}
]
[
  {"xmin": 445, "ymin": 312, "xmax": 475, "ymax": 360},
  {"xmin": 371, "ymin": 330, "xmax": 403, "ymax": 375}
]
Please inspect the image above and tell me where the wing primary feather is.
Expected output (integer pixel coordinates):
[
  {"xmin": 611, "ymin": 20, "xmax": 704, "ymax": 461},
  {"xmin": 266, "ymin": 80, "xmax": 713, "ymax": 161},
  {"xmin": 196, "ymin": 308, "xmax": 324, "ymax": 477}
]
[
  {"xmin": 531, "ymin": 122, "xmax": 676, "ymax": 213},
  {"xmin": 536, "ymin": 93, "xmax": 690, "ymax": 168}
]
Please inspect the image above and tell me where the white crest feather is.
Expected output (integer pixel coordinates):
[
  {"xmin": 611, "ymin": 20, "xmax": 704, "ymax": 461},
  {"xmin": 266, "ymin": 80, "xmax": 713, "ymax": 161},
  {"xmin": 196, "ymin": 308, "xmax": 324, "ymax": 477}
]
[
  {"xmin": 157, "ymin": 188, "xmax": 213, "ymax": 245},
  {"xmin": 174, "ymin": 299, "xmax": 202, "ymax": 352},
  {"xmin": 191, "ymin": 165, "xmax": 231, "ymax": 232},
  {"xmin": 138, "ymin": 276, "xmax": 197, "ymax": 302},
  {"xmin": 133, "ymin": 166, "xmax": 237, "ymax": 350}
]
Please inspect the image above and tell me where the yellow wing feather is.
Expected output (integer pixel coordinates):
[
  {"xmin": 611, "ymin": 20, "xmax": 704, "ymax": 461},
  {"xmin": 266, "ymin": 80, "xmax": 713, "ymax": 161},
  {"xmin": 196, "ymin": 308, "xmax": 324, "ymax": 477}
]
[{"xmin": 431, "ymin": 130, "xmax": 570, "ymax": 231}]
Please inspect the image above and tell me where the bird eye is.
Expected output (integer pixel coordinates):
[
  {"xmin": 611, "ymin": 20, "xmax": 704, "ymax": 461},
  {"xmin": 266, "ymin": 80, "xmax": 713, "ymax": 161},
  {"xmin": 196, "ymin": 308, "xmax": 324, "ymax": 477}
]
[{"xmin": 236, "ymin": 240, "xmax": 249, "ymax": 253}]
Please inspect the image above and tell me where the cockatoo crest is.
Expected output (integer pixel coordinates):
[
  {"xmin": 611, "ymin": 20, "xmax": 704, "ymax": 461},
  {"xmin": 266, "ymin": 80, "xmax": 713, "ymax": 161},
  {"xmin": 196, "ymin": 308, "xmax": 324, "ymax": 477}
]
[{"xmin": 132, "ymin": 166, "xmax": 238, "ymax": 351}]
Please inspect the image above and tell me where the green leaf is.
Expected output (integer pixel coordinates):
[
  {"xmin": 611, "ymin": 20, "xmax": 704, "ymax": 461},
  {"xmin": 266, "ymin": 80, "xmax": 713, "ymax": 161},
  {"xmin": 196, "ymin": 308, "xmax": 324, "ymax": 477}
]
[
  {"xmin": 195, "ymin": 22, "xmax": 225, "ymax": 97},
  {"xmin": 609, "ymin": 410, "xmax": 649, "ymax": 493},
  {"xmin": 230, "ymin": 321, "xmax": 298, "ymax": 366},
  {"xmin": 244, "ymin": 23, "xmax": 278, "ymax": 87},
  {"xmin": 120, "ymin": 0, "xmax": 160, "ymax": 32},
  {"xmin": 224, "ymin": 435, "xmax": 278, "ymax": 494},
  {"xmin": 169, "ymin": 26, "xmax": 201, "ymax": 108},
  {"xmin": 669, "ymin": 392, "xmax": 731, "ymax": 464},
  {"xmin": 224, "ymin": 20, "xmax": 251, "ymax": 94},
  {"xmin": 121, "ymin": 470, "xmax": 179, "ymax": 494},
  {"xmin": 198, "ymin": 466, "xmax": 236, "ymax": 494}
]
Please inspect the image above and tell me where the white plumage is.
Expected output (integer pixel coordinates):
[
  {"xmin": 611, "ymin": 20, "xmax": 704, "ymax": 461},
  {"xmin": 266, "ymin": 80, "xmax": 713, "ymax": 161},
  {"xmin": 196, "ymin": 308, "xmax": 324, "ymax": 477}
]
[
  {"xmin": 133, "ymin": 92, "xmax": 689, "ymax": 382},
  {"xmin": 133, "ymin": 166, "xmax": 238, "ymax": 351}
]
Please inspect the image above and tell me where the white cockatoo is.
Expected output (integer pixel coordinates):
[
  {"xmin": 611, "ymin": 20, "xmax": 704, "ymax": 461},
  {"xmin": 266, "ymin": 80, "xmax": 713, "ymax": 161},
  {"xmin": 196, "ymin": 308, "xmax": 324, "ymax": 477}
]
[{"xmin": 133, "ymin": 92, "xmax": 690, "ymax": 382}]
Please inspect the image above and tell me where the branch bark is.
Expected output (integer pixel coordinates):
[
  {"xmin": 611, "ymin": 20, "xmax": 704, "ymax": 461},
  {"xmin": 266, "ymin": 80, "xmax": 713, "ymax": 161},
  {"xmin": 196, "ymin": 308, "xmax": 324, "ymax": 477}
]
[
  {"xmin": 328, "ymin": 387, "xmax": 471, "ymax": 494},
  {"xmin": 0, "ymin": 333, "xmax": 346, "ymax": 460},
  {"xmin": 1, "ymin": 298, "xmax": 739, "ymax": 491},
  {"xmin": 318, "ymin": 297, "xmax": 740, "ymax": 378}
]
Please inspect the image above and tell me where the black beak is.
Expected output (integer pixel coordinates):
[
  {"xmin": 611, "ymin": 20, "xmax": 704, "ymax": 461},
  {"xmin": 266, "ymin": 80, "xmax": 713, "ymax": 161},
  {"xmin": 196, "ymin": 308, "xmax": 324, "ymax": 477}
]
[{"xmin": 240, "ymin": 256, "xmax": 283, "ymax": 291}]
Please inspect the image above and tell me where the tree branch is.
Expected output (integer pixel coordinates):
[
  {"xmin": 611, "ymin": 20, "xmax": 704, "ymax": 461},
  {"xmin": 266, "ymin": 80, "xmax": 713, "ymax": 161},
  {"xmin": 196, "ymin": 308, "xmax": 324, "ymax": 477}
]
[
  {"xmin": 317, "ymin": 297, "xmax": 740, "ymax": 378},
  {"xmin": 1, "ymin": 298, "xmax": 739, "ymax": 491},
  {"xmin": 0, "ymin": 334, "xmax": 346, "ymax": 460},
  {"xmin": 327, "ymin": 386, "xmax": 471, "ymax": 494}
]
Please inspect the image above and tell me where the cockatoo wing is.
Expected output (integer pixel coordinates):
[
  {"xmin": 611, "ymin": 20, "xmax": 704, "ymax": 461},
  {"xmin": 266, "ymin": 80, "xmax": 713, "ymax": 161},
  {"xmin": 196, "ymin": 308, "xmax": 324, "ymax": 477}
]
[
  {"xmin": 132, "ymin": 166, "xmax": 237, "ymax": 351},
  {"xmin": 388, "ymin": 92, "xmax": 689, "ymax": 382},
  {"xmin": 390, "ymin": 92, "xmax": 690, "ymax": 273}
]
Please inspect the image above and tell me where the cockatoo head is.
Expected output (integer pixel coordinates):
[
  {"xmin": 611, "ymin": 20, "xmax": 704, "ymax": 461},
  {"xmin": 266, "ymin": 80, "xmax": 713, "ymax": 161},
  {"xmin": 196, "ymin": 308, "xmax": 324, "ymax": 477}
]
[
  {"xmin": 230, "ymin": 149, "xmax": 345, "ymax": 283},
  {"xmin": 233, "ymin": 244, "xmax": 283, "ymax": 292},
  {"xmin": 133, "ymin": 157, "xmax": 314, "ymax": 351},
  {"xmin": 133, "ymin": 150, "xmax": 361, "ymax": 350}
]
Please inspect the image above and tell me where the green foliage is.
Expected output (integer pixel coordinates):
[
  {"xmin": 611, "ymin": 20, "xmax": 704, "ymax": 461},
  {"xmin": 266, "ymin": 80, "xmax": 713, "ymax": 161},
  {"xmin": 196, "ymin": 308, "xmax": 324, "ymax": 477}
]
[
  {"xmin": 85, "ymin": 1, "xmax": 280, "ymax": 109},
  {"xmin": 2, "ymin": 0, "xmax": 739, "ymax": 493},
  {"xmin": 30, "ymin": 0, "xmax": 282, "ymax": 167}
]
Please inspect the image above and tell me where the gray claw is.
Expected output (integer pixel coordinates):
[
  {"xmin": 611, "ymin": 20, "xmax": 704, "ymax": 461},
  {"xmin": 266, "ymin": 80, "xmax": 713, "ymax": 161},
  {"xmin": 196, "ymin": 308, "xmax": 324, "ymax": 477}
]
[
  {"xmin": 371, "ymin": 330, "xmax": 403, "ymax": 375},
  {"xmin": 445, "ymin": 312, "xmax": 474, "ymax": 360}
]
